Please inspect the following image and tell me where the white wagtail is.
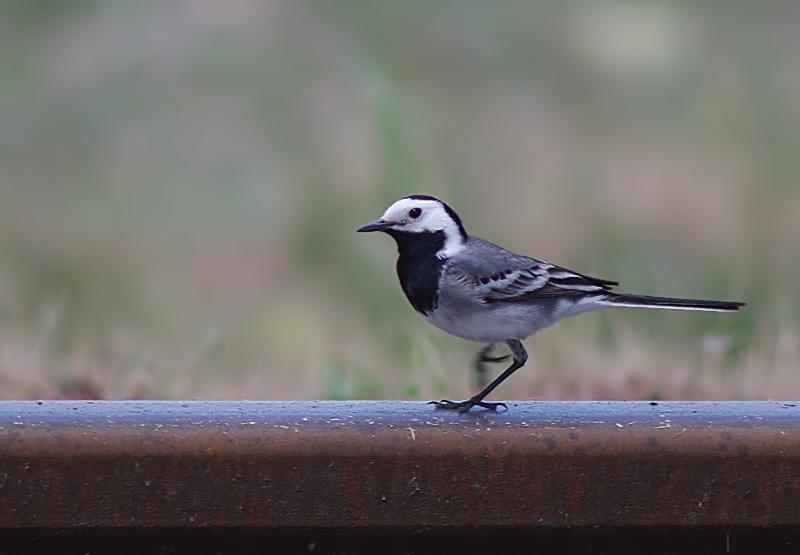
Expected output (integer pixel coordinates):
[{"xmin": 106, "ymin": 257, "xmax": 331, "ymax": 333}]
[{"xmin": 358, "ymin": 195, "xmax": 745, "ymax": 412}]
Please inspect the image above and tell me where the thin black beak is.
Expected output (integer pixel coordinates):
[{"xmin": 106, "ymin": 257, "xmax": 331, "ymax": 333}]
[{"xmin": 357, "ymin": 218, "xmax": 392, "ymax": 233}]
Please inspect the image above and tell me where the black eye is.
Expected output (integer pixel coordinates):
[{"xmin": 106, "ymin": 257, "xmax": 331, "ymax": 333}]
[{"xmin": 408, "ymin": 207, "xmax": 422, "ymax": 219}]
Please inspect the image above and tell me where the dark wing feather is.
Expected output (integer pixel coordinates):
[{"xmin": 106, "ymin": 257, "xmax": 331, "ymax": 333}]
[
  {"xmin": 447, "ymin": 237, "xmax": 618, "ymax": 304},
  {"xmin": 480, "ymin": 264, "xmax": 616, "ymax": 303}
]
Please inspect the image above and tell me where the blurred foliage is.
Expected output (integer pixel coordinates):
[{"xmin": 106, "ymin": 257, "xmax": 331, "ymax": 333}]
[{"xmin": 0, "ymin": 1, "xmax": 798, "ymax": 400}]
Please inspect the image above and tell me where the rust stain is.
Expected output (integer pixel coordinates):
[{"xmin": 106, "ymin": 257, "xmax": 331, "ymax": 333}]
[{"xmin": 0, "ymin": 400, "xmax": 798, "ymax": 529}]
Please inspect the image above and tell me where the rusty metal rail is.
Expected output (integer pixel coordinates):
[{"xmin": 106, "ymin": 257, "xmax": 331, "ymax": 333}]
[{"xmin": 1, "ymin": 400, "xmax": 800, "ymax": 552}]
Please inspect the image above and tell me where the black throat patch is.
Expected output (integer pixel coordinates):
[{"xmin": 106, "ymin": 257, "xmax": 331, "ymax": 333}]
[{"xmin": 386, "ymin": 229, "xmax": 446, "ymax": 315}]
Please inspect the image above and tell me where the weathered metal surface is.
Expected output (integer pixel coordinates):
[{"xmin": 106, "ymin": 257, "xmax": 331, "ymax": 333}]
[
  {"xmin": 5, "ymin": 527, "xmax": 800, "ymax": 554},
  {"xmin": 0, "ymin": 400, "xmax": 798, "ymax": 529}
]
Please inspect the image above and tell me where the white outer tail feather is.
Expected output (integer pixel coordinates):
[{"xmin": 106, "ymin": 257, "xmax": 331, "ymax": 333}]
[
  {"xmin": 596, "ymin": 300, "xmax": 739, "ymax": 313},
  {"xmin": 597, "ymin": 293, "xmax": 745, "ymax": 313}
]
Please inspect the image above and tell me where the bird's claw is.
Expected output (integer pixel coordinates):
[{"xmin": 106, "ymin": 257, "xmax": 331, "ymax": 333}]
[{"xmin": 428, "ymin": 399, "xmax": 508, "ymax": 413}]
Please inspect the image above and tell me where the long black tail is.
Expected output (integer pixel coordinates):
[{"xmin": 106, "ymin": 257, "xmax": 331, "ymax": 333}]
[{"xmin": 600, "ymin": 293, "xmax": 745, "ymax": 312}]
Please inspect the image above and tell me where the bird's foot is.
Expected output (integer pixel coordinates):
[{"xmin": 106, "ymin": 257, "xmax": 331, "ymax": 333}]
[{"xmin": 428, "ymin": 398, "xmax": 508, "ymax": 413}]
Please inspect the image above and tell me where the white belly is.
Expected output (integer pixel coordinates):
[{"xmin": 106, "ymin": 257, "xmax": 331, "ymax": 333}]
[
  {"xmin": 423, "ymin": 303, "xmax": 547, "ymax": 342},
  {"xmin": 423, "ymin": 297, "xmax": 603, "ymax": 343}
]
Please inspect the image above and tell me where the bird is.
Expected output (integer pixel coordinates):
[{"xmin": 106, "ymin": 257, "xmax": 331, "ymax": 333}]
[{"xmin": 357, "ymin": 195, "xmax": 745, "ymax": 413}]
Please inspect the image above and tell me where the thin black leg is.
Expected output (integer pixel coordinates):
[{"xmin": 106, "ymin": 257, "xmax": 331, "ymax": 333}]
[
  {"xmin": 473, "ymin": 343, "xmax": 511, "ymax": 388},
  {"xmin": 431, "ymin": 339, "xmax": 528, "ymax": 413}
]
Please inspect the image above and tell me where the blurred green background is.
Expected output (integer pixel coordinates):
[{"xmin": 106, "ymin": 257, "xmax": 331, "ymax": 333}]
[{"xmin": 0, "ymin": 1, "xmax": 798, "ymax": 401}]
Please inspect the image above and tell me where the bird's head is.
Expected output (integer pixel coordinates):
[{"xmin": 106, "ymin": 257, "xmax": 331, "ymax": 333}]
[{"xmin": 357, "ymin": 195, "xmax": 468, "ymax": 258}]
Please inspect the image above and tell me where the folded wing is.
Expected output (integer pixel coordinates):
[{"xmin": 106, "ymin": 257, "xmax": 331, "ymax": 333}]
[{"xmin": 448, "ymin": 237, "xmax": 618, "ymax": 304}]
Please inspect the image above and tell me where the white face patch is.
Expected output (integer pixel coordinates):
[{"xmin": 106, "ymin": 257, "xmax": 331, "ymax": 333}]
[{"xmin": 380, "ymin": 198, "xmax": 466, "ymax": 258}]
